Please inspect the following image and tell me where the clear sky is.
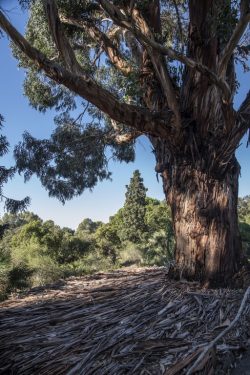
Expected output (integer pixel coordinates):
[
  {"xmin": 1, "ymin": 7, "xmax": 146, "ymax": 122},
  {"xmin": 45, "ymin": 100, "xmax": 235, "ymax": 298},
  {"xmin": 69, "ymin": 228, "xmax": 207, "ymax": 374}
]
[{"xmin": 0, "ymin": 2, "xmax": 249, "ymax": 229}]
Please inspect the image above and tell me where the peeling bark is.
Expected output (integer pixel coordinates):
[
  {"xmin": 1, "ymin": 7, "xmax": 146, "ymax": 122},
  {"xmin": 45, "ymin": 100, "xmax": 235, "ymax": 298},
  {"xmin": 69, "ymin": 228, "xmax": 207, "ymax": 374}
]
[{"xmin": 159, "ymin": 157, "xmax": 243, "ymax": 286}]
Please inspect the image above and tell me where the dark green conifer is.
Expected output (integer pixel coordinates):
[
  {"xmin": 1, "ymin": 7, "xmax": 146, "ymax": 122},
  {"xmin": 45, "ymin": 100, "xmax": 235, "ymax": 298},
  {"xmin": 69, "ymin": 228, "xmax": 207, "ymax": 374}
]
[{"xmin": 122, "ymin": 170, "xmax": 147, "ymax": 242}]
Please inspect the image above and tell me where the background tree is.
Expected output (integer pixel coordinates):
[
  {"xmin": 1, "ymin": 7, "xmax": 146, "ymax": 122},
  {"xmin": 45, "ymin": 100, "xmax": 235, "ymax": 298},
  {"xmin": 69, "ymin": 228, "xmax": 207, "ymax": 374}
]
[
  {"xmin": 144, "ymin": 198, "xmax": 174, "ymax": 264},
  {"xmin": 0, "ymin": 115, "xmax": 30, "ymax": 216},
  {"xmin": 238, "ymin": 196, "xmax": 250, "ymax": 259},
  {"xmin": 76, "ymin": 218, "xmax": 102, "ymax": 240},
  {"xmin": 95, "ymin": 174, "xmax": 174, "ymax": 266},
  {"xmin": 0, "ymin": 211, "xmax": 94, "ymax": 300},
  {"xmin": 0, "ymin": 0, "xmax": 250, "ymax": 286},
  {"xmin": 121, "ymin": 170, "xmax": 147, "ymax": 242}
]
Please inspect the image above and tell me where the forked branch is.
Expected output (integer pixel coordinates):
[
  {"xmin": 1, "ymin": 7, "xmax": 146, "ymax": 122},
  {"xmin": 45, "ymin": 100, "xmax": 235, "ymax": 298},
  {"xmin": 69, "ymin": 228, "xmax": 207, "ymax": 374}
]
[
  {"xmin": 43, "ymin": 0, "xmax": 84, "ymax": 76},
  {"xmin": 59, "ymin": 15, "xmax": 134, "ymax": 76},
  {"xmin": 99, "ymin": 0, "xmax": 231, "ymax": 103},
  {"xmin": 100, "ymin": 0, "xmax": 181, "ymax": 124},
  {"xmin": 0, "ymin": 9, "xmax": 170, "ymax": 138}
]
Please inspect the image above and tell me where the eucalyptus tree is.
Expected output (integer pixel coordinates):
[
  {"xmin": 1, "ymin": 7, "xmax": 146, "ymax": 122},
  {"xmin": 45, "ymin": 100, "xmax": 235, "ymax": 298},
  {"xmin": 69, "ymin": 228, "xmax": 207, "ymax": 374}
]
[
  {"xmin": 0, "ymin": 0, "xmax": 249, "ymax": 286},
  {"xmin": 0, "ymin": 115, "xmax": 30, "ymax": 215}
]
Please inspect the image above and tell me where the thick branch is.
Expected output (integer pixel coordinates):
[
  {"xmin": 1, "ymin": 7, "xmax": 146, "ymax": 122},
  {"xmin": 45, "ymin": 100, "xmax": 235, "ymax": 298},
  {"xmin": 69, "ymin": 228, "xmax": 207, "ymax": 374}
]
[
  {"xmin": 115, "ymin": 133, "xmax": 139, "ymax": 143},
  {"xmin": 131, "ymin": 7, "xmax": 181, "ymax": 127},
  {"xmin": 0, "ymin": 9, "xmax": 170, "ymax": 138},
  {"xmin": 123, "ymin": 30, "xmax": 142, "ymax": 66},
  {"xmin": 59, "ymin": 15, "xmax": 134, "ymax": 76},
  {"xmin": 43, "ymin": 0, "xmax": 84, "ymax": 76},
  {"xmin": 113, "ymin": 131, "xmax": 141, "ymax": 144},
  {"xmin": 109, "ymin": 119, "xmax": 141, "ymax": 144},
  {"xmin": 219, "ymin": 0, "xmax": 250, "ymax": 76},
  {"xmin": 100, "ymin": 0, "xmax": 181, "ymax": 124},
  {"xmin": 100, "ymin": 0, "xmax": 231, "ymax": 103}
]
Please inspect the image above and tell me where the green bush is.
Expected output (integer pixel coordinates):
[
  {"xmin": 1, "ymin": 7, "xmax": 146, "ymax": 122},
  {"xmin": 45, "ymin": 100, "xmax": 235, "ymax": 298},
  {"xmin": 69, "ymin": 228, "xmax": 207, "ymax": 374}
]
[
  {"xmin": 143, "ymin": 229, "xmax": 174, "ymax": 266},
  {"xmin": 0, "ymin": 263, "xmax": 33, "ymax": 300},
  {"xmin": 0, "ymin": 265, "xmax": 9, "ymax": 301},
  {"xmin": 118, "ymin": 242, "xmax": 143, "ymax": 267},
  {"xmin": 8, "ymin": 264, "xmax": 33, "ymax": 290},
  {"xmin": 30, "ymin": 256, "xmax": 63, "ymax": 286}
]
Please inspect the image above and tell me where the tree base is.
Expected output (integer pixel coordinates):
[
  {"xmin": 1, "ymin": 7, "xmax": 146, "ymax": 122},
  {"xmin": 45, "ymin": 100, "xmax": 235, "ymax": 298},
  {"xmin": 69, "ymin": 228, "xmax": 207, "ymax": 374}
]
[{"xmin": 168, "ymin": 262, "xmax": 250, "ymax": 288}]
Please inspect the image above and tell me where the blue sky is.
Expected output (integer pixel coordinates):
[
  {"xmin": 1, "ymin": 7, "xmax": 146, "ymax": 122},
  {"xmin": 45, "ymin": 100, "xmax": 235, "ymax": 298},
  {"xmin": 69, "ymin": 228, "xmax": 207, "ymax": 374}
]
[{"xmin": 0, "ymin": 2, "xmax": 249, "ymax": 228}]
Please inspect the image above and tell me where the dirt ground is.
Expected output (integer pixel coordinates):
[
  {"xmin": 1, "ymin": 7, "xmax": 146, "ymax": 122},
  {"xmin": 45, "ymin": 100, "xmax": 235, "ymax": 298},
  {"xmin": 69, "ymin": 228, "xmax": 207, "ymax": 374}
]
[{"xmin": 0, "ymin": 267, "xmax": 249, "ymax": 374}]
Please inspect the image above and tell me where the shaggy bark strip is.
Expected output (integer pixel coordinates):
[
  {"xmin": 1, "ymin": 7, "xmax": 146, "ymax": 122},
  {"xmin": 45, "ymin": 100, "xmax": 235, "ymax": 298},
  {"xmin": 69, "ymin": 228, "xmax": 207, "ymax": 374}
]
[{"xmin": 0, "ymin": 268, "xmax": 249, "ymax": 375}]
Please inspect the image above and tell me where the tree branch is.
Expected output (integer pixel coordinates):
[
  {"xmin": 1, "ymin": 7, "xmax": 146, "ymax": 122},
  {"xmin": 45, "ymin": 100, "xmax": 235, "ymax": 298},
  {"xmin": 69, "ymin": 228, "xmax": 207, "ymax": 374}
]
[
  {"xmin": 130, "ymin": 7, "xmax": 182, "ymax": 127},
  {"xmin": 0, "ymin": 9, "xmax": 171, "ymax": 138},
  {"xmin": 113, "ymin": 131, "xmax": 141, "ymax": 144},
  {"xmin": 123, "ymin": 30, "xmax": 142, "ymax": 66},
  {"xmin": 218, "ymin": 0, "xmax": 250, "ymax": 76},
  {"xmin": 173, "ymin": 0, "xmax": 185, "ymax": 53},
  {"xmin": 43, "ymin": 0, "xmax": 84, "ymax": 76},
  {"xmin": 59, "ymin": 15, "xmax": 134, "ymax": 76},
  {"xmin": 99, "ymin": 0, "xmax": 231, "ymax": 103},
  {"xmin": 99, "ymin": 0, "xmax": 181, "ymax": 125},
  {"xmin": 109, "ymin": 119, "xmax": 141, "ymax": 144}
]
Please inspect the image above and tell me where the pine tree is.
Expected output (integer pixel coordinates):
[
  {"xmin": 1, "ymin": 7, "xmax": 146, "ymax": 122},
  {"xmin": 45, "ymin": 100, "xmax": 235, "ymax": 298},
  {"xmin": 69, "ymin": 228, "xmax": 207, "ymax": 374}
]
[{"xmin": 122, "ymin": 170, "xmax": 147, "ymax": 242}]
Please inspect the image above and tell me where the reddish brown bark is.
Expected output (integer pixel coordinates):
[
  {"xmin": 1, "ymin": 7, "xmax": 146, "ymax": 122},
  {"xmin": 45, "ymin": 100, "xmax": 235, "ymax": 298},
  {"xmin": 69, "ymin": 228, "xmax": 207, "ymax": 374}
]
[{"xmin": 159, "ymin": 157, "xmax": 243, "ymax": 286}]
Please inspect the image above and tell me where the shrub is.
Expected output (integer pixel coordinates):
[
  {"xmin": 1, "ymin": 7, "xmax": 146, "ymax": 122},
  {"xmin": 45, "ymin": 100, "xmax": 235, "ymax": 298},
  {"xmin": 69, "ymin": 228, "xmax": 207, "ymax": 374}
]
[{"xmin": 118, "ymin": 242, "xmax": 143, "ymax": 267}]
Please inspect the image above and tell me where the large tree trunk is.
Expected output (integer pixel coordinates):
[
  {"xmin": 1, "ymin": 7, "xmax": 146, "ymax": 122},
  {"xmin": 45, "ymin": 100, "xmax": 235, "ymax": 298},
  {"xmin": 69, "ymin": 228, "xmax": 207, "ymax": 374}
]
[
  {"xmin": 139, "ymin": 0, "xmax": 247, "ymax": 288},
  {"xmin": 156, "ymin": 152, "xmax": 244, "ymax": 287}
]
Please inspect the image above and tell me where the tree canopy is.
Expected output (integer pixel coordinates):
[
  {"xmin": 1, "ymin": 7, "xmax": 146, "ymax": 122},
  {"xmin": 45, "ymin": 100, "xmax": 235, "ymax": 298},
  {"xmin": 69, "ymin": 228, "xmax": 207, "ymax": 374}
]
[
  {"xmin": 0, "ymin": 115, "xmax": 30, "ymax": 215},
  {"xmin": 0, "ymin": 1, "xmax": 248, "ymax": 202}
]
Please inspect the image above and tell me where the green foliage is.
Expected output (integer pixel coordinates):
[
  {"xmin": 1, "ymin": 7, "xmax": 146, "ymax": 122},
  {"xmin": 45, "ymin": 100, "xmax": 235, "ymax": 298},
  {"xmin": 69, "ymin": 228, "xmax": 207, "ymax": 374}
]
[
  {"xmin": 143, "ymin": 199, "xmax": 174, "ymax": 265},
  {"xmin": 11, "ymin": 1, "xmax": 137, "ymax": 200},
  {"xmin": 122, "ymin": 170, "xmax": 148, "ymax": 242},
  {"xmin": 238, "ymin": 196, "xmax": 250, "ymax": 224},
  {"xmin": 0, "ymin": 265, "xmax": 9, "ymax": 301},
  {"xmin": 76, "ymin": 218, "xmax": 102, "ymax": 238},
  {"xmin": 1, "ymin": 174, "xmax": 250, "ymax": 301},
  {"xmin": 95, "ymin": 221, "xmax": 121, "ymax": 263},
  {"xmin": 95, "ymin": 171, "xmax": 174, "ymax": 267},
  {"xmin": 0, "ymin": 263, "xmax": 33, "ymax": 300},
  {"xmin": 0, "ymin": 211, "xmax": 98, "ymax": 299},
  {"xmin": 238, "ymin": 196, "xmax": 250, "ymax": 259},
  {"xmin": 7, "ymin": 264, "xmax": 33, "ymax": 290},
  {"xmin": 0, "ymin": 115, "xmax": 30, "ymax": 214},
  {"xmin": 118, "ymin": 242, "xmax": 143, "ymax": 267}
]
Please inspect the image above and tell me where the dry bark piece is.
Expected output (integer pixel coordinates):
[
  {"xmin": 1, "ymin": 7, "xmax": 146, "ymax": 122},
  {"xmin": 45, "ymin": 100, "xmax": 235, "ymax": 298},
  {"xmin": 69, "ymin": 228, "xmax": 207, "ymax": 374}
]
[{"xmin": 0, "ymin": 268, "xmax": 249, "ymax": 375}]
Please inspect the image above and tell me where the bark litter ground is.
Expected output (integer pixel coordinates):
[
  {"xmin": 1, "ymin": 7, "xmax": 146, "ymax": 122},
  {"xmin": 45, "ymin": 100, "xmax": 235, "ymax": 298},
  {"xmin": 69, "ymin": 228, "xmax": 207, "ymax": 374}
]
[{"xmin": 0, "ymin": 267, "xmax": 249, "ymax": 374}]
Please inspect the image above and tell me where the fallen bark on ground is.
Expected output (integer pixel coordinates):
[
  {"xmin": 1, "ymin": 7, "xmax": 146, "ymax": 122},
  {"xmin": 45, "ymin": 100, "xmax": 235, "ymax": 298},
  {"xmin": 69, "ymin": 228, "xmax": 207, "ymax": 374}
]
[{"xmin": 0, "ymin": 267, "xmax": 249, "ymax": 374}]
